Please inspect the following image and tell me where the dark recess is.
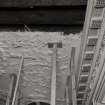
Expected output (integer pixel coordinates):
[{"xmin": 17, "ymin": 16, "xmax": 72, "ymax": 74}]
[{"xmin": 0, "ymin": 0, "xmax": 87, "ymax": 32}]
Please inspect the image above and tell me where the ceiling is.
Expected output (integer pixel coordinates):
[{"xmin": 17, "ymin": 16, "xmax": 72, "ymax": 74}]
[{"xmin": 0, "ymin": 0, "xmax": 87, "ymax": 32}]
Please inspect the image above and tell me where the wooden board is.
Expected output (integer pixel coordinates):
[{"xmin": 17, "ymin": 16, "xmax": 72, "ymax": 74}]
[{"xmin": 0, "ymin": 0, "xmax": 87, "ymax": 7}]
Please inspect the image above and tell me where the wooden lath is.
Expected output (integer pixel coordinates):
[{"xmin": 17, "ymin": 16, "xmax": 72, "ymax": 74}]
[{"xmin": 5, "ymin": 56, "xmax": 24, "ymax": 105}]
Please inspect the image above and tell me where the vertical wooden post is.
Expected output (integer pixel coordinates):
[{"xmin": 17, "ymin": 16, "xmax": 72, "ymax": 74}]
[
  {"xmin": 6, "ymin": 74, "xmax": 15, "ymax": 105},
  {"xmin": 48, "ymin": 42, "xmax": 62, "ymax": 105},
  {"xmin": 72, "ymin": 74, "xmax": 77, "ymax": 105},
  {"xmin": 71, "ymin": 47, "xmax": 77, "ymax": 105},
  {"xmin": 50, "ymin": 43, "xmax": 57, "ymax": 105},
  {"xmin": 65, "ymin": 76, "xmax": 70, "ymax": 105}
]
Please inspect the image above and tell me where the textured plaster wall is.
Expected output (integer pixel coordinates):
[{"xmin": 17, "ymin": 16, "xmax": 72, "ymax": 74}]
[{"xmin": 0, "ymin": 32, "xmax": 80, "ymax": 105}]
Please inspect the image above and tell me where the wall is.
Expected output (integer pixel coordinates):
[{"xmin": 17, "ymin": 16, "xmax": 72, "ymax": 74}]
[{"xmin": 0, "ymin": 32, "xmax": 80, "ymax": 105}]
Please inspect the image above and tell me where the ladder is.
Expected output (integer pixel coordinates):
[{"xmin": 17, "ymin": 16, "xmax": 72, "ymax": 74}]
[{"xmin": 76, "ymin": 0, "xmax": 105, "ymax": 105}]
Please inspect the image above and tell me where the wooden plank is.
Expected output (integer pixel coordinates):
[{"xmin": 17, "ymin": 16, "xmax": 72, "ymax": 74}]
[
  {"xmin": 72, "ymin": 75, "xmax": 77, "ymax": 105},
  {"xmin": 0, "ymin": 9, "xmax": 85, "ymax": 25},
  {"xmin": 0, "ymin": 0, "xmax": 87, "ymax": 7},
  {"xmin": 11, "ymin": 56, "xmax": 24, "ymax": 105},
  {"xmin": 66, "ymin": 75, "xmax": 72, "ymax": 105},
  {"xmin": 65, "ymin": 47, "xmax": 76, "ymax": 105},
  {"xmin": 6, "ymin": 75, "xmax": 15, "ymax": 105},
  {"xmin": 71, "ymin": 47, "xmax": 77, "ymax": 105},
  {"xmin": 66, "ymin": 47, "xmax": 77, "ymax": 105},
  {"xmin": 50, "ymin": 44, "xmax": 57, "ymax": 105},
  {"xmin": 65, "ymin": 83, "xmax": 70, "ymax": 105}
]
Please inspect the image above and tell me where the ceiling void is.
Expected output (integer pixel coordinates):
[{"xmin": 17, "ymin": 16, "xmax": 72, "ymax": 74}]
[{"xmin": 0, "ymin": 0, "xmax": 87, "ymax": 7}]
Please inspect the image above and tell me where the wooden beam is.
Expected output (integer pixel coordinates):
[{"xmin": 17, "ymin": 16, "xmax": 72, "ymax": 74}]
[
  {"xmin": 71, "ymin": 47, "xmax": 77, "ymax": 105},
  {"xmin": 0, "ymin": 0, "xmax": 87, "ymax": 7},
  {"xmin": 0, "ymin": 25, "xmax": 83, "ymax": 33},
  {"xmin": 50, "ymin": 44, "xmax": 57, "ymax": 105}
]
